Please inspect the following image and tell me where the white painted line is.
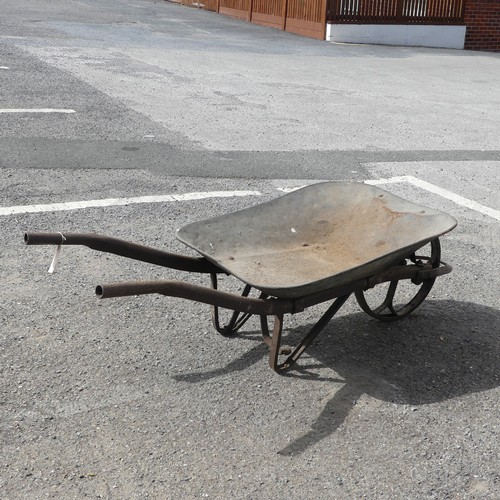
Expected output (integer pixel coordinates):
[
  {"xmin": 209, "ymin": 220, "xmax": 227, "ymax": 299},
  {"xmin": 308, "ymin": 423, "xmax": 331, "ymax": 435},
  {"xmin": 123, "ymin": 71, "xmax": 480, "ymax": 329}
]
[
  {"xmin": 276, "ymin": 186, "xmax": 307, "ymax": 193},
  {"xmin": 406, "ymin": 176, "xmax": 500, "ymax": 221},
  {"xmin": 364, "ymin": 176, "xmax": 408, "ymax": 186},
  {"xmin": 0, "ymin": 66, "xmax": 9, "ymax": 69},
  {"xmin": 0, "ymin": 108, "xmax": 76, "ymax": 114},
  {"xmin": 0, "ymin": 190, "xmax": 262, "ymax": 216},
  {"xmin": 366, "ymin": 176, "xmax": 500, "ymax": 221}
]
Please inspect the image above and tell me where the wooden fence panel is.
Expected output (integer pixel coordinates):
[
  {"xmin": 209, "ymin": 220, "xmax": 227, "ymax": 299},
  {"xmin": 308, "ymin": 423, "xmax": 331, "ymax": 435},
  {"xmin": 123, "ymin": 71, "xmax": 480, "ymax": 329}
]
[
  {"xmin": 203, "ymin": 0, "xmax": 219, "ymax": 11},
  {"xmin": 286, "ymin": 0, "xmax": 328, "ymax": 39},
  {"xmin": 252, "ymin": 0, "xmax": 287, "ymax": 30},
  {"xmin": 219, "ymin": 0, "xmax": 251, "ymax": 20},
  {"xmin": 180, "ymin": 0, "xmax": 331, "ymax": 40}
]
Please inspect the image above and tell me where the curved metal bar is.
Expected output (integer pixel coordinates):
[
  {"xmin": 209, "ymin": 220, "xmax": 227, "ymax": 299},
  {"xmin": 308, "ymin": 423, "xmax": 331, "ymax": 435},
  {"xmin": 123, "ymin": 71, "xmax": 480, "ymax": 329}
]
[
  {"xmin": 24, "ymin": 232, "xmax": 220, "ymax": 273},
  {"xmin": 96, "ymin": 279, "xmax": 294, "ymax": 316},
  {"xmin": 385, "ymin": 280, "xmax": 400, "ymax": 315},
  {"xmin": 355, "ymin": 238, "xmax": 444, "ymax": 321},
  {"xmin": 210, "ymin": 273, "xmax": 253, "ymax": 336}
]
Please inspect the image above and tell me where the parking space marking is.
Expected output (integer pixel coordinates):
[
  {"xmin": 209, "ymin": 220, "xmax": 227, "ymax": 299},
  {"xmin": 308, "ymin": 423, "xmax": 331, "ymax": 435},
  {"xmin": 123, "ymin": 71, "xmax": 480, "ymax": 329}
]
[
  {"xmin": 1, "ymin": 176, "xmax": 498, "ymax": 221},
  {"xmin": 366, "ymin": 176, "xmax": 500, "ymax": 221},
  {"xmin": 0, "ymin": 190, "xmax": 262, "ymax": 216},
  {"xmin": 0, "ymin": 108, "xmax": 76, "ymax": 114},
  {"xmin": 278, "ymin": 178, "xmax": 499, "ymax": 221}
]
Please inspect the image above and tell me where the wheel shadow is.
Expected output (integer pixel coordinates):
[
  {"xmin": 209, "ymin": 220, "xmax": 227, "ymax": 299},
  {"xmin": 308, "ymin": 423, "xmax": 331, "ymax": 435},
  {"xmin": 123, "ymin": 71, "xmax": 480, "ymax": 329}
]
[{"xmin": 174, "ymin": 300, "xmax": 500, "ymax": 454}]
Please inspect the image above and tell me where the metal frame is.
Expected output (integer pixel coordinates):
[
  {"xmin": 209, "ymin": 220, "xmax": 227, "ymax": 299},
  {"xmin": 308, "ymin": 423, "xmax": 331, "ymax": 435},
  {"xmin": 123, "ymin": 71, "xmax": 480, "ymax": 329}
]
[
  {"xmin": 327, "ymin": 0, "xmax": 465, "ymax": 25},
  {"xmin": 25, "ymin": 231, "xmax": 452, "ymax": 373}
]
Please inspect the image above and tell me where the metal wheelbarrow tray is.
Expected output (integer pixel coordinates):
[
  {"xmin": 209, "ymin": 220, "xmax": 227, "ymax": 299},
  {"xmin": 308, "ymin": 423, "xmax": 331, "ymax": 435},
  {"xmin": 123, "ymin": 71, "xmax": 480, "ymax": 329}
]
[{"xmin": 25, "ymin": 182, "xmax": 457, "ymax": 373}]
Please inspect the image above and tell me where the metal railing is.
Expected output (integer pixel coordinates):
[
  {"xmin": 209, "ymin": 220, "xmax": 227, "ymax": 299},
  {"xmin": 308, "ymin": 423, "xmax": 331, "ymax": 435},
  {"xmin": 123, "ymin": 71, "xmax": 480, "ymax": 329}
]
[{"xmin": 327, "ymin": 0, "xmax": 465, "ymax": 24}]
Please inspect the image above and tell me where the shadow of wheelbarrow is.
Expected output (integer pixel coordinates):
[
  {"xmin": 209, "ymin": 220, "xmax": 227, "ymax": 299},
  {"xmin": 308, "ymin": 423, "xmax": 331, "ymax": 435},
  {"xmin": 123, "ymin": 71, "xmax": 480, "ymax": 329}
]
[{"xmin": 175, "ymin": 300, "xmax": 499, "ymax": 455}]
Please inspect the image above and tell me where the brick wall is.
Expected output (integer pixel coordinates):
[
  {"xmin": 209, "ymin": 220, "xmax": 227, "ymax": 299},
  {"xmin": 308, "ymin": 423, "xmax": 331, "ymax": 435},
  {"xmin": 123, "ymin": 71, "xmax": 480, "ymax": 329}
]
[{"xmin": 464, "ymin": 0, "xmax": 500, "ymax": 51}]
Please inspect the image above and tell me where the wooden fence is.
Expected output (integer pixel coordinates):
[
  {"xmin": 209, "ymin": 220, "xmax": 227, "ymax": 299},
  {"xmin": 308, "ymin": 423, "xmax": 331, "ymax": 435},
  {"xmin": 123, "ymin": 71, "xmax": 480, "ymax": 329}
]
[
  {"xmin": 179, "ymin": 0, "xmax": 329, "ymax": 39},
  {"xmin": 287, "ymin": 0, "xmax": 329, "ymax": 38},
  {"xmin": 218, "ymin": 0, "xmax": 252, "ymax": 20},
  {"xmin": 252, "ymin": 0, "xmax": 287, "ymax": 30},
  {"xmin": 175, "ymin": 0, "xmax": 464, "ymax": 38},
  {"xmin": 327, "ymin": 0, "xmax": 466, "ymax": 24}
]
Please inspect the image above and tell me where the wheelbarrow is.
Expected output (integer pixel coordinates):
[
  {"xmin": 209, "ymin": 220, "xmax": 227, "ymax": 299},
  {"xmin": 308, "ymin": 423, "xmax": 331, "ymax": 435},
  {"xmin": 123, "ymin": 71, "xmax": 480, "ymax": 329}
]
[{"xmin": 25, "ymin": 182, "xmax": 457, "ymax": 373}]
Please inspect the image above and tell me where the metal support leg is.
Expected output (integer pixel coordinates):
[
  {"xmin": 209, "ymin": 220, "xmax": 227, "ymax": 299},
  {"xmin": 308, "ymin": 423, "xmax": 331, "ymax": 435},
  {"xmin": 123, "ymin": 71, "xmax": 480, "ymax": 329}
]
[
  {"xmin": 268, "ymin": 314, "xmax": 284, "ymax": 371},
  {"xmin": 266, "ymin": 294, "xmax": 351, "ymax": 373},
  {"xmin": 211, "ymin": 273, "xmax": 253, "ymax": 336}
]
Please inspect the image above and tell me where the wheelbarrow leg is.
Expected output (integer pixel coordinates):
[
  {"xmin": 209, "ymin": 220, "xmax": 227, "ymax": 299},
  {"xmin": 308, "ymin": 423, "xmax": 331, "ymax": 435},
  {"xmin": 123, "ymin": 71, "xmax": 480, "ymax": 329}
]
[
  {"xmin": 266, "ymin": 294, "xmax": 351, "ymax": 373},
  {"xmin": 268, "ymin": 314, "xmax": 285, "ymax": 371},
  {"xmin": 210, "ymin": 273, "xmax": 254, "ymax": 336}
]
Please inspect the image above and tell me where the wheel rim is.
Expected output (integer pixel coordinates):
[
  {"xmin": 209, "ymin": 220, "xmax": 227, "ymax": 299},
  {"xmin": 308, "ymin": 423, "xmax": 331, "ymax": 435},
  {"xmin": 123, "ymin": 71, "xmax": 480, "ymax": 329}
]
[{"xmin": 355, "ymin": 238, "xmax": 441, "ymax": 322}]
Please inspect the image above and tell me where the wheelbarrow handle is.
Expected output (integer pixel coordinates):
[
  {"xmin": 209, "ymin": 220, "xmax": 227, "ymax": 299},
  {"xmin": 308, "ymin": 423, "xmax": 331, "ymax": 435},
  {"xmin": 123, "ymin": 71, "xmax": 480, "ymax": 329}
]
[
  {"xmin": 96, "ymin": 280, "xmax": 294, "ymax": 316},
  {"xmin": 24, "ymin": 232, "xmax": 221, "ymax": 274}
]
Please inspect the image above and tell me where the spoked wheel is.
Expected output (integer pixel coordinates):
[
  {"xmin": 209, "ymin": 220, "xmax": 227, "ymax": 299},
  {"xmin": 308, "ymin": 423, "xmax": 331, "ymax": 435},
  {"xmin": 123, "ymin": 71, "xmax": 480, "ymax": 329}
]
[{"xmin": 355, "ymin": 238, "xmax": 441, "ymax": 321}]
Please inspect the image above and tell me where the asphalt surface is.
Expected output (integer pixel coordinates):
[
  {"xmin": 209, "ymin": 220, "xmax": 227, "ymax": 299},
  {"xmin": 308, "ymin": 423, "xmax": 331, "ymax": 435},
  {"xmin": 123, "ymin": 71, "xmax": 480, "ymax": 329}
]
[{"xmin": 1, "ymin": 0, "xmax": 499, "ymax": 498}]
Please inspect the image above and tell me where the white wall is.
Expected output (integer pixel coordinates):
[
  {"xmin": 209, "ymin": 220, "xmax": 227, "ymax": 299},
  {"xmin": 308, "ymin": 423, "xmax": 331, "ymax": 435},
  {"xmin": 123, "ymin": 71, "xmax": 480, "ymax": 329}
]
[{"xmin": 326, "ymin": 24, "xmax": 466, "ymax": 49}]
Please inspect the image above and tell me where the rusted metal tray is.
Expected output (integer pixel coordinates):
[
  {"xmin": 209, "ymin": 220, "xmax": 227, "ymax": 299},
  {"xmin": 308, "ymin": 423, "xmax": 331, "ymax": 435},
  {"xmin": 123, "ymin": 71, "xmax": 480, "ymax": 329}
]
[
  {"xmin": 178, "ymin": 182, "xmax": 456, "ymax": 299},
  {"xmin": 25, "ymin": 182, "xmax": 457, "ymax": 373}
]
